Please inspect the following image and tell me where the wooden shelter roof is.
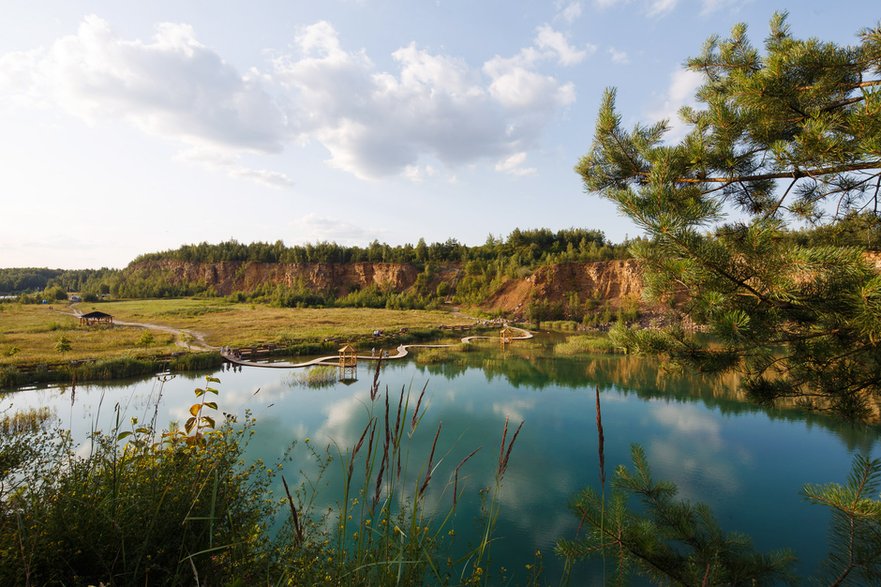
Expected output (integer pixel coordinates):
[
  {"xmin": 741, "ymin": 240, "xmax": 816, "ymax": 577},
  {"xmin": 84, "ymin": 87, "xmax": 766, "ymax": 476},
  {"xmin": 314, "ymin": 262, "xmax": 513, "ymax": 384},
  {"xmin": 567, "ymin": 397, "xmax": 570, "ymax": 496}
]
[{"xmin": 81, "ymin": 311, "xmax": 112, "ymax": 319}]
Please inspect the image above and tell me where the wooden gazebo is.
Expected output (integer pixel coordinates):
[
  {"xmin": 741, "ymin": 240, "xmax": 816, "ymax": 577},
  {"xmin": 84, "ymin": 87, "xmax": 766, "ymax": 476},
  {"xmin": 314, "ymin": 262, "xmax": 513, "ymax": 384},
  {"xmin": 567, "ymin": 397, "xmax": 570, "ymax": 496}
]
[
  {"xmin": 80, "ymin": 311, "xmax": 113, "ymax": 326},
  {"xmin": 338, "ymin": 344, "xmax": 358, "ymax": 382},
  {"xmin": 500, "ymin": 325, "xmax": 516, "ymax": 347}
]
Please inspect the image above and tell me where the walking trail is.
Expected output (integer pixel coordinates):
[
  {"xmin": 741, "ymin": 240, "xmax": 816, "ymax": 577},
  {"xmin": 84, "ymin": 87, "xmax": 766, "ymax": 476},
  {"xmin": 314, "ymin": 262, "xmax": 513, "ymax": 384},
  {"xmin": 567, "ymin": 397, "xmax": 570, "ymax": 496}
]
[
  {"xmin": 219, "ymin": 326, "xmax": 534, "ymax": 369},
  {"xmin": 65, "ymin": 304, "xmax": 533, "ymax": 370},
  {"xmin": 65, "ymin": 307, "xmax": 215, "ymax": 351}
]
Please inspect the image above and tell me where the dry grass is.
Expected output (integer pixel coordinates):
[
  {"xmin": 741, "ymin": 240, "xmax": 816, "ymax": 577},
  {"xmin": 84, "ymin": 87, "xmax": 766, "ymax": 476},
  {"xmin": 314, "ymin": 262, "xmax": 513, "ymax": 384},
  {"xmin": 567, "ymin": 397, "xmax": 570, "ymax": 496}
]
[
  {"xmin": 0, "ymin": 299, "xmax": 474, "ymax": 366},
  {"xmin": 96, "ymin": 299, "xmax": 473, "ymax": 347},
  {"xmin": 0, "ymin": 303, "xmax": 178, "ymax": 366}
]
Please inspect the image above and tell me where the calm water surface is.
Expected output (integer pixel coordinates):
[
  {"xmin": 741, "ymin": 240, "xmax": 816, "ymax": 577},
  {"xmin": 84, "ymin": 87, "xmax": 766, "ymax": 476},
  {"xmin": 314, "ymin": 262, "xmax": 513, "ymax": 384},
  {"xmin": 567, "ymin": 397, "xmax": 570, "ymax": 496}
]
[{"xmin": 3, "ymin": 341, "xmax": 879, "ymax": 584}]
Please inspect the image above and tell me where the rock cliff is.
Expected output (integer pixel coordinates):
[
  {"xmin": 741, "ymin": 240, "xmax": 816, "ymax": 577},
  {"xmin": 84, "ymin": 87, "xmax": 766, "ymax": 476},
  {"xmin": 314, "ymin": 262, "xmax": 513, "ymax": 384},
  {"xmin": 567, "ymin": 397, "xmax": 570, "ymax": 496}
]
[
  {"xmin": 124, "ymin": 260, "xmax": 419, "ymax": 296},
  {"xmin": 122, "ymin": 258, "xmax": 645, "ymax": 311},
  {"xmin": 483, "ymin": 260, "xmax": 644, "ymax": 315}
]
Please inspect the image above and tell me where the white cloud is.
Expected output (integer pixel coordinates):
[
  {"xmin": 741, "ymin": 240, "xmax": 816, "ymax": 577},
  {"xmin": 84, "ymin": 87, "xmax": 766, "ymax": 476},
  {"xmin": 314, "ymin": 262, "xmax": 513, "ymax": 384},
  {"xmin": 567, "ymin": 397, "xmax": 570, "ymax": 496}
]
[
  {"xmin": 1, "ymin": 16, "xmax": 576, "ymax": 183},
  {"xmin": 534, "ymin": 25, "xmax": 594, "ymax": 66},
  {"xmin": 494, "ymin": 152, "xmax": 537, "ymax": 176},
  {"xmin": 276, "ymin": 21, "xmax": 576, "ymax": 178},
  {"xmin": 647, "ymin": 67, "xmax": 702, "ymax": 142},
  {"xmin": 593, "ymin": 0, "xmax": 629, "ymax": 8},
  {"xmin": 402, "ymin": 164, "xmax": 437, "ymax": 183},
  {"xmin": 646, "ymin": 0, "xmax": 678, "ymax": 17},
  {"xmin": 555, "ymin": 1, "xmax": 583, "ymax": 23},
  {"xmin": 289, "ymin": 213, "xmax": 386, "ymax": 244},
  {"xmin": 178, "ymin": 147, "xmax": 294, "ymax": 188},
  {"xmin": 0, "ymin": 16, "xmax": 292, "ymax": 152},
  {"xmin": 608, "ymin": 47, "xmax": 630, "ymax": 64}
]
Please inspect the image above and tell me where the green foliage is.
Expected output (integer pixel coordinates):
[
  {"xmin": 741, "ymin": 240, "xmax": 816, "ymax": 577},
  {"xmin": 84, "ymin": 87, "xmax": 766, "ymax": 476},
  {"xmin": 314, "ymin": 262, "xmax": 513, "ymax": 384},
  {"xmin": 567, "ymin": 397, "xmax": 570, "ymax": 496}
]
[
  {"xmin": 578, "ymin": 14, "xmax": 881, "ymax": 420},
  {"xmin": 137, "ymin": 330, "xmax": 155, "ymax": 347},
  {"xmin": 558, "ymin": 444, "xmax": 797, "ymax": 585},
  {"xmin": 289, "ymin": 365, "xmax": 338, "ymax": 387},
  {"xmin": 0, "ymin": 404, "xmax": 276, "ymax": 585},
  {"xmin": 562, "ymin": 445, "xmax": 881, "ymax": 585},
  {"xmin": 54, "ymin": 334, "xmax": 71, "ymax": 353},
  {"xmin": 0, "ymin": 372, "xmax": 522, "ymax": 586},
  {"xmin": 803, "ymin": 455, "xmax": 881, "ymax": 585}
]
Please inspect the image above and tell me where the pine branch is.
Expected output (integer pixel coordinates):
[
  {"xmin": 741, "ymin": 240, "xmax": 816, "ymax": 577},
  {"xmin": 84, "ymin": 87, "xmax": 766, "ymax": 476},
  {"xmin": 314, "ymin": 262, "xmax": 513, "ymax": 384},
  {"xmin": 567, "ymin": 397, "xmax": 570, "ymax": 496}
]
[{"xmin": 653, "ymin": 160, "xmax": 881, "ymax": 185}]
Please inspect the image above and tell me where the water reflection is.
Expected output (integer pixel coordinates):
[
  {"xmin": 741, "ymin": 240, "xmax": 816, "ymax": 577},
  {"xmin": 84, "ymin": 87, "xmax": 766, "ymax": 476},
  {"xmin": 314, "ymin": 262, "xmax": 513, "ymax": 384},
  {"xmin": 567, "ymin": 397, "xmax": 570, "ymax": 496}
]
[
  {"xmin": 2, "ymin": 340, "xmax": 881, "ymax": 583},
  {"xmin": 412, "ymin": 343, "xmax": 881, "ymax": 453}
]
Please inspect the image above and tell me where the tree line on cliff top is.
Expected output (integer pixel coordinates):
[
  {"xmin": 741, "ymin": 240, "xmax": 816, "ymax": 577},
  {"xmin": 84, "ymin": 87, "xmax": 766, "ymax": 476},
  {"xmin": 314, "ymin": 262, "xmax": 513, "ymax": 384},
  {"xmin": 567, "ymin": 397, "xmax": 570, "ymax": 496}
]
[{"xmin": 2, "ymin": 228, "xmax": 628, "ymax": 297}]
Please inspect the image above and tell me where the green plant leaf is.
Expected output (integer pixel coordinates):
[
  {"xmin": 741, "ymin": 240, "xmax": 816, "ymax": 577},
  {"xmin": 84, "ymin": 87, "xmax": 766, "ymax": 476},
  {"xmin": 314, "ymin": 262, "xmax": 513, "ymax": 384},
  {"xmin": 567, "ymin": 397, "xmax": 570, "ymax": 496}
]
[
  {"xmin": 185, "ymin": 417, "xmax": 196, "ymax": 434},
  {"xmin": 203, "ymin": 401, "xmax": 218, "ymax": 410},
  {"xmin": 206, "ymin": 376, "xmax": 221, "ymax": 383},
  {"xmin": 201, "ymin": 416, "xmax": 216, "ymax": 429},
  {"xmin": 194, "ymin": 388, "xmax": 206, "ymax": 397},
  {"xmin": 117, "ymin": 430, "xmax": 132, "ymax": 440}
]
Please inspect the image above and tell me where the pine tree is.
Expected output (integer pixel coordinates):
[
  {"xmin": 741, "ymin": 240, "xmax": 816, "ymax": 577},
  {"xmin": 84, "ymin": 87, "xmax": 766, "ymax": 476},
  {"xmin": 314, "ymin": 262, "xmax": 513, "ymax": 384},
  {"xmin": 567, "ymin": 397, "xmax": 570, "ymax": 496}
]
[
  {"xmin": 578, "ymin": 13, "xmax": 881, "ymax": 420},
  {"xmin": 557, "ymin": 445, "xmax": 796, "ymax": 586},
  {"xmin": 558, "ymin": 445, "xmax": 881, "ymax": 586}
]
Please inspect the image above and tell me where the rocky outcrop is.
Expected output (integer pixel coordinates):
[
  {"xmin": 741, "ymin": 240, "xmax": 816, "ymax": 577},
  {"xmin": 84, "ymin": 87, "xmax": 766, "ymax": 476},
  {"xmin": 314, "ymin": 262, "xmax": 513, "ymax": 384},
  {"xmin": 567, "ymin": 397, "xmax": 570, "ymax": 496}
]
[
  {"xmin": 124, "ymin": 260, "xmax": 419, "ymax": 296},
  {"xmin": 482, "ymin": 260, "xmax": 644, "ymax": 315},
  {"xmin": 122, "ymin": 258, "xmax": 647, "ymax": 312}
]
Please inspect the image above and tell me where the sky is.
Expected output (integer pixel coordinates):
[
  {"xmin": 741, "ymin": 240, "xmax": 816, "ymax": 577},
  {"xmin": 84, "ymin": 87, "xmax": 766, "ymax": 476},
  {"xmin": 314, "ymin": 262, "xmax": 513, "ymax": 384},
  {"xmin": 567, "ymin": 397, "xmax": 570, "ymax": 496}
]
[{"xmin": 0, "ymin": 0, "xmax": 876, "ymax": 269}]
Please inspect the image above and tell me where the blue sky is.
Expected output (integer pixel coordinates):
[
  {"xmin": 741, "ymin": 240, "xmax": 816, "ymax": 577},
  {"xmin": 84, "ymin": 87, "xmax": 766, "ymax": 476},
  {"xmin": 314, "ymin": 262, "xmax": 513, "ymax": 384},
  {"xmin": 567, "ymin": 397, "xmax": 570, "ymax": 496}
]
[{"xmin": 0, "ymin": 1, "xmax": 876, "ymax": 268}]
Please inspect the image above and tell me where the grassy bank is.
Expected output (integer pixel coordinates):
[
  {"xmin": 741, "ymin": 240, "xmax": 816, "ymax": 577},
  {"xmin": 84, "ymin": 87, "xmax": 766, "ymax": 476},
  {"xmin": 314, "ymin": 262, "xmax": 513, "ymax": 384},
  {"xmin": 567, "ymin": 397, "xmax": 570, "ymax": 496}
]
[
  {"xmin": 0, "ymin": 303, "xmax": 180, "ymax": 366},
  {"xmin": 0, "ymin": 352, "xmax": 223, "ymax": 389},
  {"xmin": 0, "ymin": 299, "xmax": 481, "ymax": 386},
  {"xmin": 95, "ymin": 299, "xmax": 475, "ymax": 347}
]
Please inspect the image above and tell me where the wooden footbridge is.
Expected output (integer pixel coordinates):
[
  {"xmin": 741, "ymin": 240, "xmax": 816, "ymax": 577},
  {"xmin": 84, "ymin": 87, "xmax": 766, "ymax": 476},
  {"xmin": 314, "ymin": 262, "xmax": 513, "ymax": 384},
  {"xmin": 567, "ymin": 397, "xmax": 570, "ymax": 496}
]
[{"xmin": 219, "ymin": 326, "xmax": 534, "ymax": 370}]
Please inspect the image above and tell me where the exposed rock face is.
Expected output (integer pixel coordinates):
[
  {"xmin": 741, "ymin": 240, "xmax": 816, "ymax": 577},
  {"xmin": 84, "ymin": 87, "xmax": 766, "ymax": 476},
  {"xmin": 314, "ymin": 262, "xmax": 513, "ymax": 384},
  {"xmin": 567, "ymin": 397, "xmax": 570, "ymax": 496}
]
[
  {"xmin": 123, "ymin": 259, "xmax": 646, "ymax": 311},
  {"xmin": 482, "ymin": 260, "xmax": 644, "ymax": 314},
  {"xmin": 125, "ymin": 260, "xmax": 419, "ymax": 296}
]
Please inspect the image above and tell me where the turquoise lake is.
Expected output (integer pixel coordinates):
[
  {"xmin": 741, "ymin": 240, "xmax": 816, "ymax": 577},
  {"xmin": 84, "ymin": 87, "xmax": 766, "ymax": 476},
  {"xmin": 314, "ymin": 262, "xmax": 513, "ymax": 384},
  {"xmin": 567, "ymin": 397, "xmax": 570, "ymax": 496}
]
[{"xmin": 3, "ymin": 339, "xmax": 880, "ymax": 584}]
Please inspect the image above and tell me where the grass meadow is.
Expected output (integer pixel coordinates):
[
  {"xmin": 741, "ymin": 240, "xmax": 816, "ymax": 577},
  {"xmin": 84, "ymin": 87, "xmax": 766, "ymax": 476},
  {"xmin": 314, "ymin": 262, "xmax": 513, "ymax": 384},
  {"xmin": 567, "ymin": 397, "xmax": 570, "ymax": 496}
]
[{"xmin": 0, "ymin": 299, "xmax": 475, "ymax": 367}]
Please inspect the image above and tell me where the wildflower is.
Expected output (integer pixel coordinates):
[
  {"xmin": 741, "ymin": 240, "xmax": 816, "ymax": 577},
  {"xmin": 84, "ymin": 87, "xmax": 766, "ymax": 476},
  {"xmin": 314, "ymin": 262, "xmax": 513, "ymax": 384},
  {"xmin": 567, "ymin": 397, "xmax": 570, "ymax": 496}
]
[{"xmin": 448, "ymin": 529, "xmax": 455, "ymax": 537}]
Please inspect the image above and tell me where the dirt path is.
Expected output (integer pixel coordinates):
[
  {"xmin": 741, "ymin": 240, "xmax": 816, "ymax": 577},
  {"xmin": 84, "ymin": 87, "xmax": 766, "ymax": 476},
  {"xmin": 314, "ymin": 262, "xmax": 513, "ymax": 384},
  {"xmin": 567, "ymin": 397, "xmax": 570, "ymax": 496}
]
[
  {"xmin": 64, "ymin": 303, "xmax": 532, "ymax": 368},
  {"xmin": 65, "ymin": 306, "xmax": 216, "ymax": 352}
]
